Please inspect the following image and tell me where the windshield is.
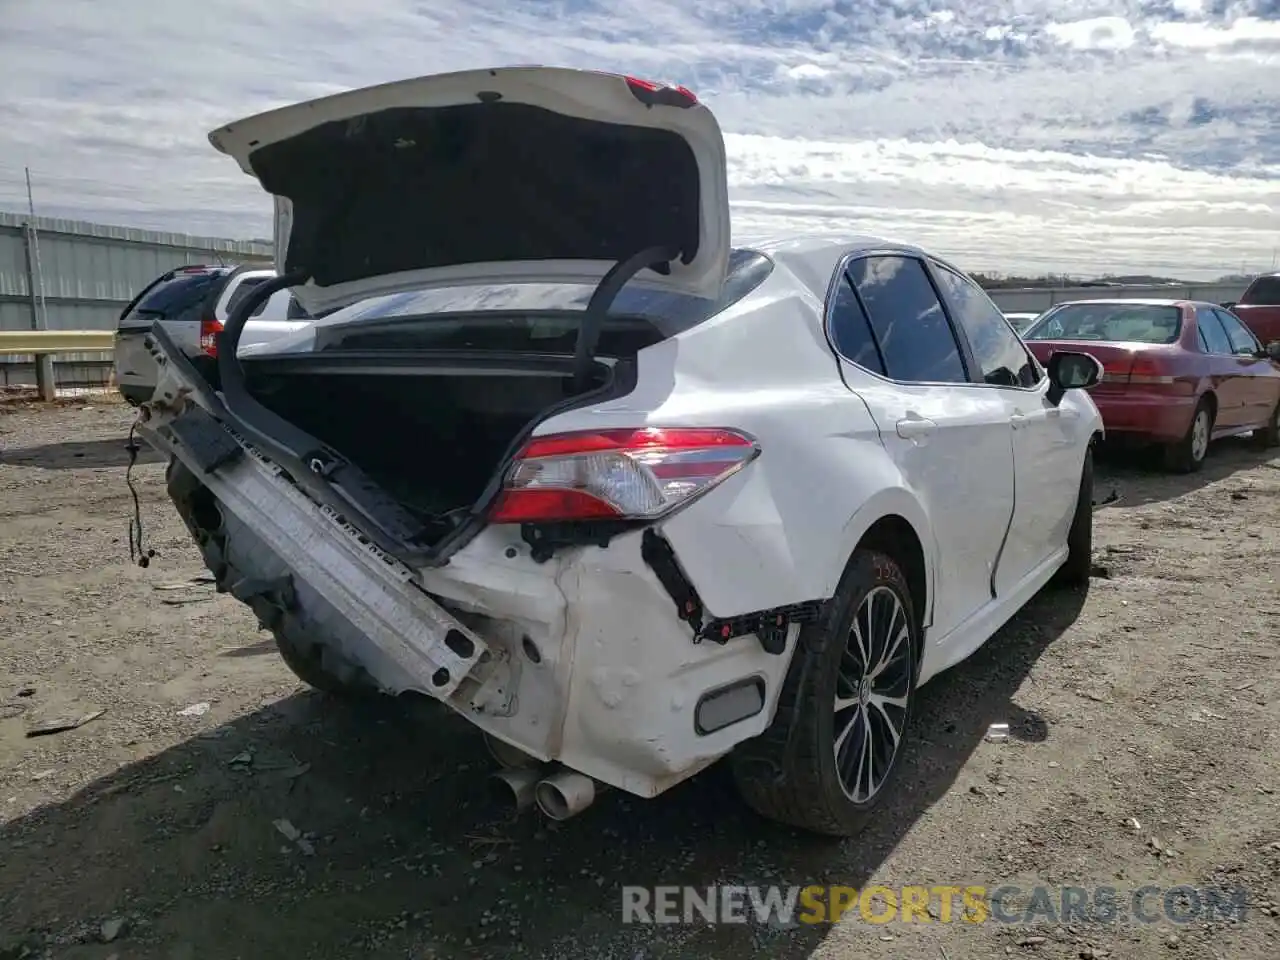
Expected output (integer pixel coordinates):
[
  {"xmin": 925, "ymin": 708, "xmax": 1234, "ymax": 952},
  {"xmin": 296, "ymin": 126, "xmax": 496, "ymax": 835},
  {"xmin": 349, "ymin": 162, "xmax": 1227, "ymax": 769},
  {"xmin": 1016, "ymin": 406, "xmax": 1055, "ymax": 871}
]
[
  {"xmin": 307, "ymin": 248, "xmax": 773, "ymax": 339},
  {"xmin": 1023, "ymin": 303, "xmax": 1181, "ymax": 345}
]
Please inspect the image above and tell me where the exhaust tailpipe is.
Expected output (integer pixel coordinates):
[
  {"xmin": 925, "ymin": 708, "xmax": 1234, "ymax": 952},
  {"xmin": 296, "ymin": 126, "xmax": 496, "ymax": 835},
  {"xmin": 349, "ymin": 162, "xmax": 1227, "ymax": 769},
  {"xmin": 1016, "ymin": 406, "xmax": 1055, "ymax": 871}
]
[
  {"xmin": 534, "ymin": 769, "xmax": 599, "ymax": 821},
  {"xmin": 489, "ymin": 767, "xmax": 540, "ymax": 813}
]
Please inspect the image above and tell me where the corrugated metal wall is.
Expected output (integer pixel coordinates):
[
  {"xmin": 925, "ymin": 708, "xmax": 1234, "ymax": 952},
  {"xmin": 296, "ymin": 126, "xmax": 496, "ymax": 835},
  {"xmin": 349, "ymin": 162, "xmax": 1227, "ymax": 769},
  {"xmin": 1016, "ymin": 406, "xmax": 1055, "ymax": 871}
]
[{"xmin": 0, "ymin": 209, "xmax": 272, "ymax": 384}]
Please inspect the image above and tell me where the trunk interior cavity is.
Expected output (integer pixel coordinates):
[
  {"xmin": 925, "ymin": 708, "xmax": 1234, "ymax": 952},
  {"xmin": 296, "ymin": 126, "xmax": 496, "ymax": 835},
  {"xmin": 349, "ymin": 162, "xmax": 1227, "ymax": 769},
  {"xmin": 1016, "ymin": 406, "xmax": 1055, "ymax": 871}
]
[{"xmin": 241, "ymin": 361, "xmax": 611, "ymax": 542}]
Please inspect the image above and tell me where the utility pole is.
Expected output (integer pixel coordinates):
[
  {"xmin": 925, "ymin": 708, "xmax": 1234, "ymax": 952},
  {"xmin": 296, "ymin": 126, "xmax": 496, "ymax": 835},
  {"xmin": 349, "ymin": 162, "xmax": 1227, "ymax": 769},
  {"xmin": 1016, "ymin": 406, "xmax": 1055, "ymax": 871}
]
[{"xmin": 22, "ymin": 167, "xmax": 55, "ymax": 401}]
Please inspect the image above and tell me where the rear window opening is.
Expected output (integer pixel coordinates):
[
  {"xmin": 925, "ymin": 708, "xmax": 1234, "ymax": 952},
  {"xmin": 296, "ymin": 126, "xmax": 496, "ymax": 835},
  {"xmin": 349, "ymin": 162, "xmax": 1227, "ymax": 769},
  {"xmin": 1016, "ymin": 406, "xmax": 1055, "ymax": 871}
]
[
  {"xmin": 1024, "ymin": 304, "xmax": 1181, "ymax": 345},
  {"xmin": 305, "ymin": 248, "xmax": 774, "ymax": 356},
  {"xmin": 119, "ymin": 269, "xmax": 230, "ymax": 328}
]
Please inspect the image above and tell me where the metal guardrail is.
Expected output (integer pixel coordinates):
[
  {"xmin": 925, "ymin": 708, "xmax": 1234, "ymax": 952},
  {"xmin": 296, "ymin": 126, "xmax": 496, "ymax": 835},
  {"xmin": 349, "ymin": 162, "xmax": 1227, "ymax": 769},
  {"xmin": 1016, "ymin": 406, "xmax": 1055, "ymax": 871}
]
[
  {"xmin": 0, "ymin": 330, "xmax": 116, "ymax": 353},
  {"xmin": 0, "ymin": 330, "xmax": 116, "ymax": 399}
]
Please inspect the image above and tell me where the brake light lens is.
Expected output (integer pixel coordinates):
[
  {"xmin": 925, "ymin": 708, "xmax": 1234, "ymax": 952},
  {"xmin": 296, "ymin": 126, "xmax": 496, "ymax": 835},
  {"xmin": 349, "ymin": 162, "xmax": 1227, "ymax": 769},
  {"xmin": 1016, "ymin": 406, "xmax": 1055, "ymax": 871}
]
[
  {"xmin": 623, "ymin": 76, "xmax": 699, "ymax": 107},
  {"xmin": 490, "ymin": 427, "xmax": 759, "ymax": 524},
  {"xmin": 199, "ymin": 315, "xmax": 223, "ymax": 357},
  {"xmin": 1127, "ymin": 356, "xmax": 1174, "ymax": 385}
]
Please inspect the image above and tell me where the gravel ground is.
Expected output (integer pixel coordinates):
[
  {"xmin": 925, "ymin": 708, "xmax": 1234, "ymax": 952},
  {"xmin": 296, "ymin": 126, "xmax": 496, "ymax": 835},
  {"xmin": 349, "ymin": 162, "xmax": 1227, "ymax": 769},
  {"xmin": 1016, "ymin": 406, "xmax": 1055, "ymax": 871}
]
[{"xmin": 1, "ymin": 396, "xmax": 1278, "ymax": 960}]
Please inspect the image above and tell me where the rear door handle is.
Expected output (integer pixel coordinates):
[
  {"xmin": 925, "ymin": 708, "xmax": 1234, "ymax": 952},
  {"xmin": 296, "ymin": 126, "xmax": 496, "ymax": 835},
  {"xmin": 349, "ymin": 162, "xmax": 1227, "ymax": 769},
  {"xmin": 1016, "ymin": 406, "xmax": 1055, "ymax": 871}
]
[{"xmin": 896, "ymin": 414, "xmax": 936, "ymax": 440}]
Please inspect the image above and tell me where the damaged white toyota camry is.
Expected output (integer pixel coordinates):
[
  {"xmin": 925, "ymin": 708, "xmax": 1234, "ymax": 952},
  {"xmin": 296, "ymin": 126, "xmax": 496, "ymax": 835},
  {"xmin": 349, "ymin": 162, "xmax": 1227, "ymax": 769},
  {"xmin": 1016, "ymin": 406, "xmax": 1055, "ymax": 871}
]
[{"xmin": 134, "ymin": 66, "xmax": 1104, "ymax": 837}]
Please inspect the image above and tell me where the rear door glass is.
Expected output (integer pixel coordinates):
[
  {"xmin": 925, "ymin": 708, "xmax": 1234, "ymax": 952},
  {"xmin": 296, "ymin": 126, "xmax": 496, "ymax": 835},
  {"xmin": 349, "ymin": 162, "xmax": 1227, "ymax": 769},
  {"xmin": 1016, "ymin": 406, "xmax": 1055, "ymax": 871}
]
[
  {"xmin": 1198, "ymin": 309, "xmax": 1233, "ymax": 355},
  {"xmin": 847, "ymin": 255, "xmax": 968, "ymax": 384},
  {"xmin": 120, "ymin": 271, "xmax": 226, "ymax": 327}
]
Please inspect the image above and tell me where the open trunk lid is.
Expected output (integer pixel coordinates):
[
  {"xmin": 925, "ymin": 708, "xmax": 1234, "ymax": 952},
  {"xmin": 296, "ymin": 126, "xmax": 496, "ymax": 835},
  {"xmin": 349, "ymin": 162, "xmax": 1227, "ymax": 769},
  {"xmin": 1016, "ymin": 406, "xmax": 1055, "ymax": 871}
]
[{"xmin": 208, "ymin": 67, "xmax": 731, "ymax": 317}]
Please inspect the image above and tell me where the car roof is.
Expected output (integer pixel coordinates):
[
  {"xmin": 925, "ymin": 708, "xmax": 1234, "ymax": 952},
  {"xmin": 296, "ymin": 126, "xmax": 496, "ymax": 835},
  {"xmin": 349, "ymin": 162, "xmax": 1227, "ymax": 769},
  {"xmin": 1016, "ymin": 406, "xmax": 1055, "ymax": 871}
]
[
  {"xmin": 741, "ymin": 234, "xmax": 944, "ymax": 301},
  {"xmin": 1043, "ymin": 297, "xmax": 1210, "ymax": 310}
]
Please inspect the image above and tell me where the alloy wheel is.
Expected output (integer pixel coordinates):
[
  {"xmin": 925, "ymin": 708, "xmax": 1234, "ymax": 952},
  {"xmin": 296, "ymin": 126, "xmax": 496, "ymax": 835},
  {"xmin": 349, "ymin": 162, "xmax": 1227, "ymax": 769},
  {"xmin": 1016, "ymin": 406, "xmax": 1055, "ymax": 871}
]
[
  {"xmin": 833, "ymin": 585, "xmax": 912, "ymax": 802},
  {"xmin": 1191, "ymin": 409, "xmax": 1210, "ymax": 462}
]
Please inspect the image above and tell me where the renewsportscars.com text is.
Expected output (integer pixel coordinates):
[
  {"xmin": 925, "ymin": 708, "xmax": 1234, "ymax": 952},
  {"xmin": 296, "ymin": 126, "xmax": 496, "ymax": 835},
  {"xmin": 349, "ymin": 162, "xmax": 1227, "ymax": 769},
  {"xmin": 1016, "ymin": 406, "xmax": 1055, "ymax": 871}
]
[{"xmin": 621, "ymin": 884, "xmax": 1250, "ymax": 926}]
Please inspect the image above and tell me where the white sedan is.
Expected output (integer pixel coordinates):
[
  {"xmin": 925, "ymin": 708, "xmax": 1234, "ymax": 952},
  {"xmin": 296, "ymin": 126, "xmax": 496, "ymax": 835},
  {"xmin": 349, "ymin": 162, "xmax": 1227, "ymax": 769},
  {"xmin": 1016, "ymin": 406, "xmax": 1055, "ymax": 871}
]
[
  {"xmin": 135, "ymin": 66, "xmax": 1104, "ymax": 837},
  {"xmin": 1003, "ymin": 311, "xmax": 1044, "ymax": 334}
]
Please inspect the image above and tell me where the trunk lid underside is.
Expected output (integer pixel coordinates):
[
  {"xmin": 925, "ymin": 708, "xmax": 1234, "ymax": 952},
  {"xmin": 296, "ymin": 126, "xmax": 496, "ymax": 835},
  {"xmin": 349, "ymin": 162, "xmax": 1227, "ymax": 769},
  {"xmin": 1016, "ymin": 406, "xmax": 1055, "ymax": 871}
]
[{"xmin": 208, "ymin": 67, "xmax": 732, "ymax": 317}]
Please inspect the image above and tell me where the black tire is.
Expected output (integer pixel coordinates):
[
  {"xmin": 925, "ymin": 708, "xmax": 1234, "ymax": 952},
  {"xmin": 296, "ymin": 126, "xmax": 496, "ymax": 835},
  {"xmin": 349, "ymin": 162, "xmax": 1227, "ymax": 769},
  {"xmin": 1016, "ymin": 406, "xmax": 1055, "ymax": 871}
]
[
  {"xmin": 272, "ymin": 629, "xmax": 375, "ymax": 699},
  {"xmin": 1053, "ymin": 446, "xmax": 1094, "ymax": 588},
  {"xmin": 165, "ymin": 457, "xmax": 375, "ymax": 701},
  {"xmin": 730, "ymin": 549, "xmax": 918, "ymax": 837},
  {"xmin": 1163, "ymin": 398, "xmax": 1213, "ymax": 474},
  {"xmin": 1248, "ymin": 398, "xmax": 1280, "ymax": 450}
]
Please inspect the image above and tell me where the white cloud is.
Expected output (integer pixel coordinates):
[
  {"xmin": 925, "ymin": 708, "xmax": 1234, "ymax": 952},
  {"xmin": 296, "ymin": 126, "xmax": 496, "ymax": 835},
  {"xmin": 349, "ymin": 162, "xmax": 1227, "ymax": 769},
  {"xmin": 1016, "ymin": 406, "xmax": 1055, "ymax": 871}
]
[
  {"xmin": 1151, "ymin": 16, "xmax": 1280, "ymax": 48},
  {"xmin": 1045, "ymin": 16, "xmax": 1138, "ymax": 51},
  {"xmin": 0, "ymin": 0, "xmax": 1277, "ymax": 280}
]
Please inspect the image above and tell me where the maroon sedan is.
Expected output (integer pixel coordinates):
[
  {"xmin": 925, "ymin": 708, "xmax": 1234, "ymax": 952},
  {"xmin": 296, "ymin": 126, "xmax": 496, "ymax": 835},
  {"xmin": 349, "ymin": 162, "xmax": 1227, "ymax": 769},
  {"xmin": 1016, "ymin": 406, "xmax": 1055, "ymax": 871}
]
[{"xmin": 1021, "ymin": 299, "xmax": 1280, "ymax": 472}]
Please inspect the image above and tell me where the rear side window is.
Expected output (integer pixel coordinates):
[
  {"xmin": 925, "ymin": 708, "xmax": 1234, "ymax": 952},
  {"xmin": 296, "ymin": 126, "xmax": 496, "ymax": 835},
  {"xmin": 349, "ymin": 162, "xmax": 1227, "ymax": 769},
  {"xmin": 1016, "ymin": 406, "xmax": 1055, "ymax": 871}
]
[
  {"xmin": 1197, "ymin": 308, "xmax": 1233, "ymax": 354},
  {"xmin": 847, "ymin": 255, "xmax": 968, "ymax": 384},
  {"xmin": 828, "ymin": 274, "xmax": 885, "ymax": 375},
  {"xmin": 120, "ymin": 270, "xmax": 226, "ymax": 326},
  {"xmin": 1241, "ymin": 276, "xmax": 1280, "ymax": 306}
]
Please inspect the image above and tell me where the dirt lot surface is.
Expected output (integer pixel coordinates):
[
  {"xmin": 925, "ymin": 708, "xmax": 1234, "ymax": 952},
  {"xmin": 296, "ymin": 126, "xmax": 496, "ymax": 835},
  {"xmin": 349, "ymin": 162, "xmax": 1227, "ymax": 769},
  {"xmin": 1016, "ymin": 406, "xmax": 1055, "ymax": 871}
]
[{"xmin": 1, "ymin": 397, "xmax": 1278, "ymax": 960}]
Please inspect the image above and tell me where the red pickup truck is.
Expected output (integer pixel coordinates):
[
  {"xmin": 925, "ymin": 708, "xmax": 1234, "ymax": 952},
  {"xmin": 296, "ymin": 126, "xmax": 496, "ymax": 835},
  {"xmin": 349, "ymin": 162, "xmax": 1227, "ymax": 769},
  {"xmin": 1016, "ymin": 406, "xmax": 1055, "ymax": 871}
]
[{"xmin": 1226, "ymin": 274, "xmax": 1280, "ymax": 345}]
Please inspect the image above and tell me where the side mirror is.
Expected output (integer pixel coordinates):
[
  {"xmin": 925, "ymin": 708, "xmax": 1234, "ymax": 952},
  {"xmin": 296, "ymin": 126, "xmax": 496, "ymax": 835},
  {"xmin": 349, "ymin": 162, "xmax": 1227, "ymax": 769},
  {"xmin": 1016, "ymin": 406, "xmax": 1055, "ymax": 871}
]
[
  {"xmin": 1267, "ymin": 341, "xmax": 1280, "ymax": 362},
  {"xmin": 1046, "ymin": 351, "xmax": 1102, "ymax": 406}
]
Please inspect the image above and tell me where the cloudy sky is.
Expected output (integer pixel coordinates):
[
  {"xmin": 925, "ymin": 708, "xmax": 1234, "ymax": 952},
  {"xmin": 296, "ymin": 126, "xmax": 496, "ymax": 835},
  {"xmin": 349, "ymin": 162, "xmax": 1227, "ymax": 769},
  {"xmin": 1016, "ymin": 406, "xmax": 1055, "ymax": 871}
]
[{"xmin": 1, "ymin": 0, "xmax": 1277, "ymax": 280}]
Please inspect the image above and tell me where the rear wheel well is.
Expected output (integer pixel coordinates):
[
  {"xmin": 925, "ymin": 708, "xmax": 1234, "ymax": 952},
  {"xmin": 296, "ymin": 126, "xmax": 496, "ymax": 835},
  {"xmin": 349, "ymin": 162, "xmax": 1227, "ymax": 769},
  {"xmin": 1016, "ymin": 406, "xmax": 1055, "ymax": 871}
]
[{"xmin": 855, "ymin": 515, "xmax": 926, "ymax": 650}]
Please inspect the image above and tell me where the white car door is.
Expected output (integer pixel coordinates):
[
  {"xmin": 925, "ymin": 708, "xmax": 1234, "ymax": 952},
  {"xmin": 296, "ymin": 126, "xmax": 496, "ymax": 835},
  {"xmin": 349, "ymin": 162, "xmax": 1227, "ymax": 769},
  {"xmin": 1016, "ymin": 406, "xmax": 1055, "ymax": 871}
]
[
  {"xmin": 928, "ymin": 261, "xmax": 1081, "ymax": 592},
  {"xmin": 828, "ymin": 253, "xmax": 1016, "ymax": 643}
]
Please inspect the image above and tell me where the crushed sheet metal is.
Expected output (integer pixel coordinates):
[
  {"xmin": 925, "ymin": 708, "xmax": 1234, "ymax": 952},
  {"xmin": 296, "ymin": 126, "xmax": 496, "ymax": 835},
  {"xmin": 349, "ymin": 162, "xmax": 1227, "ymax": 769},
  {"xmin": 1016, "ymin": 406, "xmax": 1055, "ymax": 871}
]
[{"xmin": 138, "ymin": 418, "xmax": 490, "ymax": 699}]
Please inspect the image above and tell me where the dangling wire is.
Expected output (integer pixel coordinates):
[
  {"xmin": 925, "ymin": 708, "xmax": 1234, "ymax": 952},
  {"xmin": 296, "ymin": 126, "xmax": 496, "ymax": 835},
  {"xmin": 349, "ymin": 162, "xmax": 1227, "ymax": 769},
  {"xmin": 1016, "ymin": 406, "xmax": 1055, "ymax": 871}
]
[{"xmin": 125, "ymin": 421, "xmax": 154, "ymax": 567}]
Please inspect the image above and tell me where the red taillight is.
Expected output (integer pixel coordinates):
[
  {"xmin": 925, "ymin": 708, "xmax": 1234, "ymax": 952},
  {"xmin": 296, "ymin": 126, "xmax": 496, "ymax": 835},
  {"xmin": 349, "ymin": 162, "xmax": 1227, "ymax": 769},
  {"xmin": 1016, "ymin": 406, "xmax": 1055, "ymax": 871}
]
[
  {"xmin": 490, "ymin": 427, "xmax": 758, "ymax": 524},
  {"xmin": 1127, "ymin": 356, "xmax": 1174, "ymax": 385},
  {"xmin": 624, "ymin": 76, "xmax": 698, "ymax": 107},
  {"xmin": 199, "ymin": 315, "xmax": 223, "ymax": 357}
]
